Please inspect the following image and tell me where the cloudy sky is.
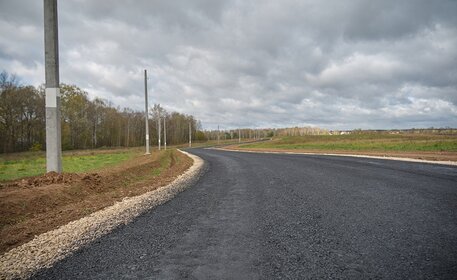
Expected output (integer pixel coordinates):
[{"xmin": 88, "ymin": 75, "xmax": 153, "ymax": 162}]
[{"xmin": 1, "ymin": 0, "xmax": 456, "ymax": 130}]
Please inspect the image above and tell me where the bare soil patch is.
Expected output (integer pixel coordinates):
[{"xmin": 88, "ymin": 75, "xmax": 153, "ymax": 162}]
[{"xmin": 0, "ymin": 150, "xmax": 192, "ymax": 254}]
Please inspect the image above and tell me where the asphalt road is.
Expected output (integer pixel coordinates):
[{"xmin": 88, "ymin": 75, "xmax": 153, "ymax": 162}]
[{"xmin": 32, "ymin": 148, "xmax": 457, "ymax": 279}]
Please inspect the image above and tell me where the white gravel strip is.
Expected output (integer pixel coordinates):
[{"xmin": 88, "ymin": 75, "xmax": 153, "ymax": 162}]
[
  {"xmin": 214, "ymin": 147, "xmax": 457, "ymax": 166},
  {"xmin": 0, "ymin": 150, "xmax": 204, "ymax": 280}
]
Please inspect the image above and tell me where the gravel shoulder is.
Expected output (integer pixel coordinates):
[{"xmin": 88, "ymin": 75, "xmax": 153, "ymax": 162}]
[{"xmin": 0, "ymin": 150, "xmax": 204, "ymax": 280}]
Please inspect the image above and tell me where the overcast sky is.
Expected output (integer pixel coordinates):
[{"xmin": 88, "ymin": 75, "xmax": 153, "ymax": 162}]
[{"xmin": 1, "ymin": 0, "xmax": 456, "ymax": 130}]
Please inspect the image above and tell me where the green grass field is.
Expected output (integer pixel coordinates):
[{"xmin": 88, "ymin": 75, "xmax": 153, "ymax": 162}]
[
  {"xmin": 0, "ymin": 150, "xmax": 137, "ymax": 181},
  {"xmin": 240, "ymin": 133, "xmax": 457, "ymax": 152}
]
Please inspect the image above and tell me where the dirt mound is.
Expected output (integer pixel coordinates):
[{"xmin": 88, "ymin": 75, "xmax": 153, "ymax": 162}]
[
  {"xmin": 0, "ymin": 150, "xmax": 193, "ymax": 254},
  {"xmin": 0, "ymin": 172, "xmax": 103, "ymax": 189},
  {"xmin": 81, "ymin": 173, "xmax": 102, "ymax": 184}
]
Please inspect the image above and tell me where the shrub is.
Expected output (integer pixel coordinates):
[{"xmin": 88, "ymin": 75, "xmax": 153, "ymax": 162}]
[{"xmin": 29, "ymin": 143, "xmax": 43, "ymax": 152}]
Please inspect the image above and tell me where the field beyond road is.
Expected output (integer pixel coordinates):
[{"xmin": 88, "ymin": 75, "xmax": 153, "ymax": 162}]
[
  {"xmin": 0, "ymin": 148, "xmax": 192, "ymax": 254},
  {"xmin": 231, "ymin": 133, "xmax": 457, "ymax": 162}
]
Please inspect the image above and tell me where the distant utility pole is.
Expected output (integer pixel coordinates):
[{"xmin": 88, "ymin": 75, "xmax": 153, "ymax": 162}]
[
  {"xmin": 239, "ymin": 128, "xmax": 241, "ymax": 143},
  {"xmin": 189, "ymin": 122, "xmax": 192, "ymax": 148},
  {"xmin": 144, "ymin": 69, "xmax": 150, "ymax": 155},
  {"xmin": 126, "ymin": 114, "xmax": 130, "ymax": 147},
  {"xmin": 217, "ymin": 125, "xmax": 220, "ymax": 144},
  {"xmin": 44, "ymin": 0, "xmax": 62, "ymax": 173},
  {"xmin": 163, "ymin": 116, "xmax": 167, "ymax": 150},
  {"xmin": 158, "ymin": 110, "xmax": 161, "ymax": 151}
]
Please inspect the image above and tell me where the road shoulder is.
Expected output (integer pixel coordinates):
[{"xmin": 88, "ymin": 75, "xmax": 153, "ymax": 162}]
[
  {"xmin": 0, "ymin": 150, "xmax": 205, "ymax": 280},
  {"xmin": 216, "ymin": 147, "xmax": 457, "ymax": 166}
]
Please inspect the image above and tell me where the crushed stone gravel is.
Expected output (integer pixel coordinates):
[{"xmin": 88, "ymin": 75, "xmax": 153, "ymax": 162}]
[{"xmin": 0, "ymin": 150, "xmax": 204, "ymax": 280}]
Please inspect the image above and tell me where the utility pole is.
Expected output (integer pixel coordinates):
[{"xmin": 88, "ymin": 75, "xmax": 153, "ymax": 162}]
[
  {"xmin": 144, "ymin": 69, "xmax": 150, "ymax": 155},
  {"xmin": 217, "ymin": 125, "xmax": 220, "ymax": 145},
  {"xmin": 189, "ymin": 122, "xmax": 192, "ymax": 148},
  {"xmin": 239, "ymin": 128, "xmax": 241, "ymax": 143},
  {"xmin": 158, "ymin": 110, "xmax": 161, "ymax": 151},
  {"xmin": 126, "ymin": 115, "xmax": 130, "ymax": 147},
  {"xmin": 164, "ymin": 116, "xmax": 167, "ymax": 150},
  {"xmin": 44, "ymin": 0, "xmax": 62, "ymax": 173}
]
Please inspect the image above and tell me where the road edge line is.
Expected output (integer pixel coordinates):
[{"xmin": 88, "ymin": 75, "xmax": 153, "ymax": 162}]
[{"xmin": 0, "ymin": 150, "xmax": 204, "ymax": 280}]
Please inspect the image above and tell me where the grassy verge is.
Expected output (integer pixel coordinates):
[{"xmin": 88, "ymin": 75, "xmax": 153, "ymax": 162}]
[
  {"xmin": 151, "ymin": 149, "xmax": 178, "ymax": 177},
  {"xmin": 0, "ymin": 150, "xmax": 137, "ymax": 181},
  {"xmin": 239, "ymin": 134, "xmax": 457, "ymax": 152}
]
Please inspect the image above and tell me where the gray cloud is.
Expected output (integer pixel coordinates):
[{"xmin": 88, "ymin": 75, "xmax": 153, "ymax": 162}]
[{"xmin": 1, "ymin": 0, "xmax": 456, "ymax": 129}]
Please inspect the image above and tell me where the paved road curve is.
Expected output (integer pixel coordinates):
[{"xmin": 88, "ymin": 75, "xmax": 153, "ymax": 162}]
[{"xmin": 33, "ymin": 148, "xmax": 457, "ymax": 279}]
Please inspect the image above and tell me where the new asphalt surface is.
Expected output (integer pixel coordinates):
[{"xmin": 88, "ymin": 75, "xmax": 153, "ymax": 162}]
[{"xmin": 32, "ymin": 148, "xmax": 457, "ymax": 279}]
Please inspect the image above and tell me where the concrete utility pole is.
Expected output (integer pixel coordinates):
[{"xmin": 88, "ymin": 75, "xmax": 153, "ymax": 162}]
[
  {"xmin": 126, "ymin": 115, "xmax": 130, "ymax": 147},
  {"xmin": 144, "ymin": 69, "xmax": 150, "ymax": 155},
  {"xmin": 163, "ymin": 116, "xmax": 167, "ymax": 150},
  {"xmin": 189, "ymin": 122, "xmax": 192, "ymax": 147},
  {"xmin": 158, "ymin": 110, "xmax": 161, "ymax": 151},
  {"xmin": 217, "ymin": 125, "xmax": 220, "ymax": 145},
  {"xmin": 44, "ymin": 0, "xmax": 62, "ymax": 173}
]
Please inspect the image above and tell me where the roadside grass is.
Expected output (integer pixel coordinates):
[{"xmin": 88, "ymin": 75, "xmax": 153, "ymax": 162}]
[
  {"xmin": 0, "ymin": 149, "xmax": 137, "ymax": 181},
  {"xmin": 63, "ymin": 152, "xmax": 135, "ymax": 173},
  {"xmin": 239, "ymin": 134, "xmax": 457, "ymax": 152},
  {"xmin": 151, "ymin": 149, "xmax": 176, "ymax": 177}
]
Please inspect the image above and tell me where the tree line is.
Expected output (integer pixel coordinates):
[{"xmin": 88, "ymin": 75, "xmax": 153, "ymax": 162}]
[
  {"xmin": 1, "ymin": 70, "xmax": 334, "ymax": 154},
  {"xmin": 0, "ymin": 71, "xmax": 201, "ymax": 153},
  {"xmin": 203, "ymin": 126, "xmax": 329, "ymax": 141}
]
